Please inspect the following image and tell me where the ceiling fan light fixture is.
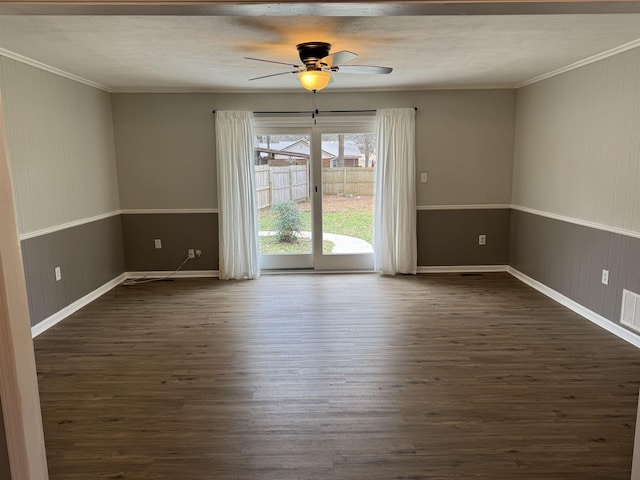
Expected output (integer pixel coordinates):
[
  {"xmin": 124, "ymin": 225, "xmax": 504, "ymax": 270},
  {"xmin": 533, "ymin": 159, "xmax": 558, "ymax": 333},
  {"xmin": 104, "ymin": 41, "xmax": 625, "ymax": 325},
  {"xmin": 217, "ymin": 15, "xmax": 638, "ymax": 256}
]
[{"xmin": 297, "ymin": 70, "xmax": 331, "ymax": 92}]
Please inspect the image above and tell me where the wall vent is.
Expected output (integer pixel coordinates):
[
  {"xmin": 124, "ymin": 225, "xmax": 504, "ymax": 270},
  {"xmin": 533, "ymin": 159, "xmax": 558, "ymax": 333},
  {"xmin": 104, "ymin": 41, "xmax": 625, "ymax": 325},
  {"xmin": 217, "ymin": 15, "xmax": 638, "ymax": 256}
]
[{"xmin": 621, "ymin": 289, "xmax": 640, "ymax": 332}]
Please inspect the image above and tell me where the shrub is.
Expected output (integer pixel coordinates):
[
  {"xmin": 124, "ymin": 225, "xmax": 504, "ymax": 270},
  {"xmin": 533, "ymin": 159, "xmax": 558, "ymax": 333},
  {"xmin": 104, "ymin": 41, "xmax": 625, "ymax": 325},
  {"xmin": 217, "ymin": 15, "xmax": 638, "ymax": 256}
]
[{"xmin": 272, "ymin": 201, "xmax": 302, "ymax": 243}]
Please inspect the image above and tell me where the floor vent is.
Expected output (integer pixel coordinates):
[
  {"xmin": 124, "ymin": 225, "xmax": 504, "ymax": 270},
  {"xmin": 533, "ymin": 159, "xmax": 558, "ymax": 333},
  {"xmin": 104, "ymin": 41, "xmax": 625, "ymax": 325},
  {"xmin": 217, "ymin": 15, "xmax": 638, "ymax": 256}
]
[{"xmin": 621, "ymin": 289, "xmax": 640, "ymax": 332}]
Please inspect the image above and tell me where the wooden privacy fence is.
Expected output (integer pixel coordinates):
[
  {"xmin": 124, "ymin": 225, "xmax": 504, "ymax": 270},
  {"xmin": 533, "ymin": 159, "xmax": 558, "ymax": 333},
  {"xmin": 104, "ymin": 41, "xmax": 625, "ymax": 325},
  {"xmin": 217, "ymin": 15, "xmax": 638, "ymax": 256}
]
[
  {"xmin": 256, "ymin": 165, "xmax": 375, "ymax": 210},
  {"xmin": 256, "ymin": 164, "xmax": 309, "ymax": 209},
  {"xmin": 322, "ymin": 167, "xmax": 375, "ymax": 195}
]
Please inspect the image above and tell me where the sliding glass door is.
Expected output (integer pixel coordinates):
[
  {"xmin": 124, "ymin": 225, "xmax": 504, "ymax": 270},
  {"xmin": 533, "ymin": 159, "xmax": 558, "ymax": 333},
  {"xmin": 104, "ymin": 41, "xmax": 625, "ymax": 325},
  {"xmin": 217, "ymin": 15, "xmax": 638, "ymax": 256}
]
[{"xmin": 254, "ymin": 125, "xmax": 376, "ymax": 271}]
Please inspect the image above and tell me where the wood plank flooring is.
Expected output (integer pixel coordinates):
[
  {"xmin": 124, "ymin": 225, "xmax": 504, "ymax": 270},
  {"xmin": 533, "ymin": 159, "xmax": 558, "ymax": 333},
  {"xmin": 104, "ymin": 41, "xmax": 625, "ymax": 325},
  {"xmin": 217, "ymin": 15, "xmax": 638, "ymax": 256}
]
[{"xmin": 34, "ymin": 273, "xmax": 640, "ymax": 479}]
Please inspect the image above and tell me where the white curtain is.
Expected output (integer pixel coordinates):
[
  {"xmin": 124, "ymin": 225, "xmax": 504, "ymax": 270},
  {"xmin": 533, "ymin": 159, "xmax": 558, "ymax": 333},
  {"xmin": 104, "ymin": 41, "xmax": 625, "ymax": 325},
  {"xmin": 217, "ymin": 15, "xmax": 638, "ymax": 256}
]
[
  {"xmin": 215, "ymin": 111, "xmax": 260, "ymax": 280},
  {"xmin": 374, "ymin": 108, "xmax": 417, "ymax": 275}
]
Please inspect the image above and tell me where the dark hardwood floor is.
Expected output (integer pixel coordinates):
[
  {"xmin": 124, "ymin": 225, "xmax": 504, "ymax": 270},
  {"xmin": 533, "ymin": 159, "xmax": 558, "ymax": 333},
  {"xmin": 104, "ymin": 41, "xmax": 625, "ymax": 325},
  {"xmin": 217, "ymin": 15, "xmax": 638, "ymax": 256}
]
[{"xmin": 34, "ymin": 273, "xmax": 640, "ymax": 479}]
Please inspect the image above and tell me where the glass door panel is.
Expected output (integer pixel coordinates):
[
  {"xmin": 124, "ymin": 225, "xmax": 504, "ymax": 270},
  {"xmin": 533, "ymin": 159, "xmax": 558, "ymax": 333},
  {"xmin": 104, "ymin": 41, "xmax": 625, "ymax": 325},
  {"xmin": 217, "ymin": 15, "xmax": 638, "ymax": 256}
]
[
  {"xmin": 254, "ymin": 132, "xmax": 313, "ymax": 270},
  {"xmin": 314, "ymin": 131, "xmax": 377, "ymax": 271}
]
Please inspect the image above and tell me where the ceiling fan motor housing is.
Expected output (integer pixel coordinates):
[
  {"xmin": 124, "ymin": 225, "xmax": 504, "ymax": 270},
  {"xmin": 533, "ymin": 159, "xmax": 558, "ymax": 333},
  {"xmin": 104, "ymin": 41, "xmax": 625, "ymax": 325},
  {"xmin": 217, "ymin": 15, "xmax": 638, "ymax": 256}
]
[{"xmin": 297, "ymin": 42, "xmax": 331, "ymax": 69}]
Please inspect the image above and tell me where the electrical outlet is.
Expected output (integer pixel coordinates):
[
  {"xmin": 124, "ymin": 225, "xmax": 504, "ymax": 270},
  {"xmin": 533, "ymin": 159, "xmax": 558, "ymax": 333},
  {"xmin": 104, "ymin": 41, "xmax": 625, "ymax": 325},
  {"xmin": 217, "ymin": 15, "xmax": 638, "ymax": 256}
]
[
  {"xmin": 420, "ymin": 172, "xmax": 428, "ymax": 184},
  {"xmin": 188, "ymin": 249, "xmax": 195, "ymax": 259},
  {"xmin": 54, "ymin": 266, "xmax": 62, "ymax": 282},
  {"xmin": 478, "ymin": 234, "xmax": 486, "ymax": 246},
  {"xmin": 195, "ymin": 249, "xmax": 202, "ymax": 258},
  {"xmin": 602, "ymin": 269, "xmax": 609, "ymax": 285},
  {"xmin": 154, "ymin": 239, "xmax": 162, "ymax": 249}
]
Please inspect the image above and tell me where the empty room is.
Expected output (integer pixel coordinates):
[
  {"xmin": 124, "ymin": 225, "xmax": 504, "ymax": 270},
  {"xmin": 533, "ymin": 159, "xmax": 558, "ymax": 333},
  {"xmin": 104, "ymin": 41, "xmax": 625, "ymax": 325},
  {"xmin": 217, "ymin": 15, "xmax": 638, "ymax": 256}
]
[{"xmin": 1, "ymin": 1, "xmax": 640, "ymax": 479}]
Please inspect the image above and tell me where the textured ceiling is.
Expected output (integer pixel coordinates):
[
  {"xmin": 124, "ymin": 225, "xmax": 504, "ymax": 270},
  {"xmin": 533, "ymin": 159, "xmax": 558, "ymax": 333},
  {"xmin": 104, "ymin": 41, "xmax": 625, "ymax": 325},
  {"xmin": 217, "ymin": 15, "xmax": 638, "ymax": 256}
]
[{"xmin": 0, "ymin": 14, "xmax": 639, "ymax": 92}]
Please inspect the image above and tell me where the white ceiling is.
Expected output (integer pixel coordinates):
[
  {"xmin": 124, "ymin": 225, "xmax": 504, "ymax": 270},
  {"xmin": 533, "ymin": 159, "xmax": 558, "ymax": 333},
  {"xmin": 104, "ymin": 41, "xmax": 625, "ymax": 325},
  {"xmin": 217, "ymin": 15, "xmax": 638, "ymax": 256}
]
[{"xmin": 0, "ymin": 13, "xmax": 640, "ymax": 92}]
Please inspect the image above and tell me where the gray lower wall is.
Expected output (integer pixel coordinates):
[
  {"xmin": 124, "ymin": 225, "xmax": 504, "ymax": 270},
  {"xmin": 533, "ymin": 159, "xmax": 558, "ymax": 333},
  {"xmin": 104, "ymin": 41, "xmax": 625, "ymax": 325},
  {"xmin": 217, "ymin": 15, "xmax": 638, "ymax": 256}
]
[
  {"xmin": 22, "ymin": 208, "xmax": 508, "ymax": 327},
  {"xmin": 21, "ymin": 215, "xmax": 125, "ymax": 326},
  {"xmin": 509, "ymin": 209, "xmax": 640, "ymax": 325},
  {"xmin": 121, "ymin": 213, "xmax": 219, "ymax": 272},
  {"xmin": 417, "ymin": 209, "xmax": 510, "ymax": 266},
  {"xmin": 26, "ymin": 208, "xmax": 640, "ymax": 336},
  {"xmin": 0, "ymin": 396, "xmax": 10, "ymax": 480},
  {"xmin": 121, "ymin": 210, "xmax": 508, "ymax": 272}
]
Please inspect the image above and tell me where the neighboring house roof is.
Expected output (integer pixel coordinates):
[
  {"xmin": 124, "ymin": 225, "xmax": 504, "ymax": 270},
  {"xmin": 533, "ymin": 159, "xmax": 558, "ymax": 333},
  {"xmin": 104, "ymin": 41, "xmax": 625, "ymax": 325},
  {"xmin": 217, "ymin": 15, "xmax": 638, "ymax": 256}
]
[
  {"xmin": 259, "ymin": 140, "xmax": 306, "ymax": 152},
  {"xmin": 258, "ymin": 138, "xmax": 362, "ymax": 159},
  {"xmin": 281, "ymin": 139, "xmax": 310, "ymax": 155}
]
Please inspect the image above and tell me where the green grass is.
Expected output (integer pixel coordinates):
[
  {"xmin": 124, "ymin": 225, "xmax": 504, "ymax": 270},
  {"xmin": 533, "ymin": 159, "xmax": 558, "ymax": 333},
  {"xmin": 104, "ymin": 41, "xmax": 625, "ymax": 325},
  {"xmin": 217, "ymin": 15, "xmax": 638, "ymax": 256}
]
[
  {"xmin": 322, "ymin": 211, "xmax": 373, "ymax": 244},
  {"xmin": 259, "ymin": 236, "xmax": 335, "ymax": 254},
  {"xmin": 258, "ymin": 200, "xmax": 373, "ymax": 255},
  {"xmin": 259, "ymin": 210, "xmax": 373, "ymax": 243}
]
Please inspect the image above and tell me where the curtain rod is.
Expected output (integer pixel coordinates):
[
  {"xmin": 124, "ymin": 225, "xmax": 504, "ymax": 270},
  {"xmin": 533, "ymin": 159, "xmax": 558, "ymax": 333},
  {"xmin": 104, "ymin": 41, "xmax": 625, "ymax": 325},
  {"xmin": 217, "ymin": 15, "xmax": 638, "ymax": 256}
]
[{"xmin": 211, "ymin": 108, "xmax": 418, "ymax": 114}]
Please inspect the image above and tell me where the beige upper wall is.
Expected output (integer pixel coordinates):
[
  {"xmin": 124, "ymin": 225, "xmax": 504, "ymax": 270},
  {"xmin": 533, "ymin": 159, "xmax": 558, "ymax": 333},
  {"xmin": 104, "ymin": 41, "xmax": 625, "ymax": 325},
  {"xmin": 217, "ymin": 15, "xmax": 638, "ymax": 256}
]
[
  {"xmin": 0, "ymin": 56, "xmax": 120, "ymax": 235},
  {"xmin": 512, "ymin": 46, "xmax": 640, "ymax": 233},
  {"xmin": 112, "ymin": 89, "xmax": 515, "ymax": 210},
  {"xmin": 112, "ymin": 93, "xmax": 217, "ymax": 210},
  {"xmin": 0, "ymin": 54, "xmax": 515, "ymax": 223}
]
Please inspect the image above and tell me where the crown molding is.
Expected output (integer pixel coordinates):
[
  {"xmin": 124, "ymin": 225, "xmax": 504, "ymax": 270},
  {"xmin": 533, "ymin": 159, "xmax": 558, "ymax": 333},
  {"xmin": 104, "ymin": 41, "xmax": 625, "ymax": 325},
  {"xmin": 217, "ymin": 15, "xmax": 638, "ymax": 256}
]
[
  {"xmin": 516, "ymin": 38, "xmax": 640, "ymax": 88},
  {"xmin": 0, "ymin": 48, "xmax": 112, "ymax": 92}
]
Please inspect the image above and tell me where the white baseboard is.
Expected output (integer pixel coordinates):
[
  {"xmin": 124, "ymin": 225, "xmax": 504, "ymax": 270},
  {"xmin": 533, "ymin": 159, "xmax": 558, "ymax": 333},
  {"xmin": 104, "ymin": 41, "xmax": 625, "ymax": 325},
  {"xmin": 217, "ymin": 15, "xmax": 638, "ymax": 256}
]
[
  {"xmin": 417, "ymin": 265, "xmax": 509, "ymax": 274},
  {"xmin": 508, "ymin": 267, "xmax": 640, "ymax": 349},
  {"xmin": 31, "ymin": 270, "xmax": 220, "ymax": 338},
  {"xmin": 31, "ymin": 273, "xmax": 127, "ymax": 338},
  {"xmin": 125, "ymin": 270, "xmax": 219, "ymax": 279}
]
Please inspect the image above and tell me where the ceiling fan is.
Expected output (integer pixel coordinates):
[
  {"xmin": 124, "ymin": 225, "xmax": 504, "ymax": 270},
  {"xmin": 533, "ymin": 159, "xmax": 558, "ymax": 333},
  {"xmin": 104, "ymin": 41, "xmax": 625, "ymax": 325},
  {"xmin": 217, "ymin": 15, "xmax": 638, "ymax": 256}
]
[{"xmin": 245, "ymin": 42, "xmax": 393, "ymax": 92}]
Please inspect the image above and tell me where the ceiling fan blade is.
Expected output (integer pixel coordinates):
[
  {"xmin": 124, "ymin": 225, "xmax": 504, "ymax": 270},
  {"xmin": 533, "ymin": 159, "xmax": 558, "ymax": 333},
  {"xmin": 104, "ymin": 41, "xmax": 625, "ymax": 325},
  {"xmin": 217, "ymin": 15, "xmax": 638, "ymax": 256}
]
[
  {"xmin": 333, "ymin": 65, "xmax": 393, "ymax": 75},
  {"xmin": 245, "ymin": 57, "xmax": 303, "ymax": 68},
  {"xmin": 321, "ymin": 50, "xmax": 357, "ymax": 68},
  {"xmin": 248, "ymin": 70, "xmax": 300, "ymax": 81}
]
